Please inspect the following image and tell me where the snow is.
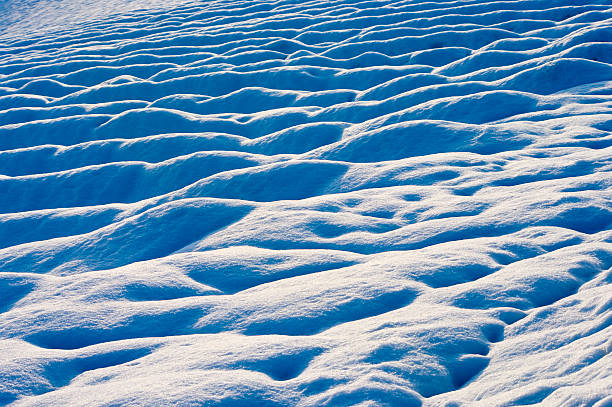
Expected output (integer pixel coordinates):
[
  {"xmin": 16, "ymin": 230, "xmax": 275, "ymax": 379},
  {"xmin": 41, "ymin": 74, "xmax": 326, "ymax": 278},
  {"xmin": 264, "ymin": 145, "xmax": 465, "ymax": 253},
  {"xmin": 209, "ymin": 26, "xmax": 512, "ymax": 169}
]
[{"xmin": 0, "ymin": 0, "xmax": 611, "ymax": 405}]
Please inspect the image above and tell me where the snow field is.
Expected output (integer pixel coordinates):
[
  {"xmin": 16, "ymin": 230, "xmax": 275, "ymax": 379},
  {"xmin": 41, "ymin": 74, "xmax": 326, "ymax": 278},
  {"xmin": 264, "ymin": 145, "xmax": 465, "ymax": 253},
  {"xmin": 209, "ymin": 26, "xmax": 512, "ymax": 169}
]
[{"xmin": 0, "ymin": 0, "xmax": 611, "ymax": 405}]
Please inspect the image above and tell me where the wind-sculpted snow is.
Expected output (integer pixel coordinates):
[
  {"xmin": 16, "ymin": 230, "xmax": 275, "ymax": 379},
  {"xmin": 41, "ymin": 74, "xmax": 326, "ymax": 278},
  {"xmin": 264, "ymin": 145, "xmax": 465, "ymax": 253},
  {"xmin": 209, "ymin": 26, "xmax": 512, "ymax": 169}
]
[{"xmin": 0, "ymin": 0, "xmax": 611, "ymax": 405}]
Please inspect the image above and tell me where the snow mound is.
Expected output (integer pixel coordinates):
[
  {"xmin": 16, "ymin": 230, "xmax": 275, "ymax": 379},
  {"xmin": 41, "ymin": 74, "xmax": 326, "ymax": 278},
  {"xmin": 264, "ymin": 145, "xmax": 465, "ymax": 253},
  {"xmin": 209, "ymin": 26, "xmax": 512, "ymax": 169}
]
[{"xmin": 1, "ymin": 0, "xmax": 611, "ymax": 405}]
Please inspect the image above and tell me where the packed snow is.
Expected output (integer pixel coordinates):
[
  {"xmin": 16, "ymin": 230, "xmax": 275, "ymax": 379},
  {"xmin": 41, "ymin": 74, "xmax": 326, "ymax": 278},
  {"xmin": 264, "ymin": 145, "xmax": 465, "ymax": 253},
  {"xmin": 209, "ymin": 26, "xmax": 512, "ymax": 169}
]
[{"xmin": 0, "ymin": 0, "xmax": 611, "ymax": 405}]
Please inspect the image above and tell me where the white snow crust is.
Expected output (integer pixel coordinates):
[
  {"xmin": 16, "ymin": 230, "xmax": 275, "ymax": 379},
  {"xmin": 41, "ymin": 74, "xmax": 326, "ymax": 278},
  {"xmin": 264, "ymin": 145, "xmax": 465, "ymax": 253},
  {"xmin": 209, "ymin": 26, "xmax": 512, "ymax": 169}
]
[{"xmin": 0, "ymin": 0, "xmax": 611, "ymax": 405}]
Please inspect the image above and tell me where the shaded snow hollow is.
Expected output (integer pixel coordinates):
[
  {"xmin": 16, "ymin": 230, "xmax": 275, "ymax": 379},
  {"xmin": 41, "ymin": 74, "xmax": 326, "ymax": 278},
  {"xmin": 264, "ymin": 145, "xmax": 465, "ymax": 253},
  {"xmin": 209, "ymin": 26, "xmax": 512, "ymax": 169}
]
[{"xmin": 0, "ymin": 0, "xmax": 611, "ymax": 406}]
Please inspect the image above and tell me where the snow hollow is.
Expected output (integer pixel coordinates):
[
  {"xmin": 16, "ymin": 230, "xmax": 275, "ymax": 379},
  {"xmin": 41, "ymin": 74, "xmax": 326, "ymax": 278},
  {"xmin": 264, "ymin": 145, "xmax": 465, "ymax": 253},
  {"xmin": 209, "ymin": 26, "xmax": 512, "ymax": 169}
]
[{"xmin": 0, "ymin": 0, "xmax": 611, "ymax": 405}]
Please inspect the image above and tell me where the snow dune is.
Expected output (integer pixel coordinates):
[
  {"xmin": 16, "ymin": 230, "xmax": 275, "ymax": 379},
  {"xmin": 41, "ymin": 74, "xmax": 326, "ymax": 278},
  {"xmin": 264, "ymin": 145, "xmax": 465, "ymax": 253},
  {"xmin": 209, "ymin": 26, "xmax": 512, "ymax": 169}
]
[{"xmin": 0, "ymin": 0, "xmax": 611, "ymax": 405}]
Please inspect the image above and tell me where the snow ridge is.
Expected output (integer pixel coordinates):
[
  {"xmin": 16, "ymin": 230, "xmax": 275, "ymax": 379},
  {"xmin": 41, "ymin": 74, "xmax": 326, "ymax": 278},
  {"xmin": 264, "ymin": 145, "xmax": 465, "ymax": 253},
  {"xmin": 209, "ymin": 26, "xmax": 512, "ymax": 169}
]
[{"xmin": 0, "ymin": 0, "xmax": 611, "ymax": 405}]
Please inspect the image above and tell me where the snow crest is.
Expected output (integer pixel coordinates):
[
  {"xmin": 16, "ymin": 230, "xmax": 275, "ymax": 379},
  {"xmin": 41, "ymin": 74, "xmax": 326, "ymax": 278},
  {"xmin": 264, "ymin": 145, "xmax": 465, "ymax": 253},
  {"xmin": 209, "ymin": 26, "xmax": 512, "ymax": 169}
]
[{"xmin": 1, "ymin": 0, "xmax": 611, "ymax": 405}]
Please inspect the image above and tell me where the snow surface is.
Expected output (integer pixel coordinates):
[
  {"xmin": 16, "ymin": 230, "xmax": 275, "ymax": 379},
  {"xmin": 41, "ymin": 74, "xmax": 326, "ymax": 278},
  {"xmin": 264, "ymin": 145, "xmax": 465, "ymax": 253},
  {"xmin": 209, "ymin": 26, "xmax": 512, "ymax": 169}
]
[{"xmin": 0, "ymin": 0, "xmax": 611, "ymax": 405}]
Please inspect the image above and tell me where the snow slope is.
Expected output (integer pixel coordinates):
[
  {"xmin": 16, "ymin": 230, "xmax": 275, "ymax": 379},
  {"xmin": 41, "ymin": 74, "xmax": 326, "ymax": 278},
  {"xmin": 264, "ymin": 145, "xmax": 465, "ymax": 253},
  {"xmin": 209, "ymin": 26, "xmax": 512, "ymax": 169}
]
[{"xmin": 0, "ymin": 0, "xmax": 611, "ymax": 405}]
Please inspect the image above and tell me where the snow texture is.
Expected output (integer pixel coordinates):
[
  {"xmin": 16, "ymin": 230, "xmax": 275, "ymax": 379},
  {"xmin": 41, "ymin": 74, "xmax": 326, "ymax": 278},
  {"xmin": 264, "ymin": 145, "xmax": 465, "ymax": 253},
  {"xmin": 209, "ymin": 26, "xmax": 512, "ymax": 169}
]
[{"xmin": 0, "ymin": 0, "xmax": 611, "ymax": 405}]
